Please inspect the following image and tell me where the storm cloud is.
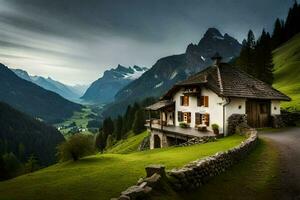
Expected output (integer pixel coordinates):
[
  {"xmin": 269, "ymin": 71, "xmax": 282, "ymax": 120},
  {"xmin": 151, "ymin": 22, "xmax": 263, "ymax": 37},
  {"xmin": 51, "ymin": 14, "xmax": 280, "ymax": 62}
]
[{"xmin": 0, "ymin": 0, "xmax": 293, "ymax": 84}]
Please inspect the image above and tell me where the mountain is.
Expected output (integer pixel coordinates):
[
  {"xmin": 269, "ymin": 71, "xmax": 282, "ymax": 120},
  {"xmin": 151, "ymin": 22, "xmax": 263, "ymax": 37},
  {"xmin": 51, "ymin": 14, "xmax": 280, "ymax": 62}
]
[
  {"xmin": 273, "ymin": 33, "xmax": 300, "ymax": 111},
  {"xmin": 115, "ymin": 28, "xmax": 241, "ymax": 102},
  {"xmin": 11, "ymin": 69, "xmax": 87, "ymax": 101},
  {"xmin": 102, "ymin": 28, "xmax": 241, "ymax": 117},
  {"xmin": 0, "ymin": 102, "xmax": 65, "ymax": 165},
  {"xmin": 81, "ymin": 65, "xmax": 148, "ymax": 103},
  {"xmin": 0, "ymin": 64, "xmax": 82, "ymax": 123}
]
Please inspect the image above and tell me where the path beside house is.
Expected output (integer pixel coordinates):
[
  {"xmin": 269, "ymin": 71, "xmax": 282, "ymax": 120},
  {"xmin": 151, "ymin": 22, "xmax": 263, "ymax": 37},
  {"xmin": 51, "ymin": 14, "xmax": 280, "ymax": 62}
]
[{"xmin": 260, "ymin": 127, "xmax": 300, "ymax": 200}]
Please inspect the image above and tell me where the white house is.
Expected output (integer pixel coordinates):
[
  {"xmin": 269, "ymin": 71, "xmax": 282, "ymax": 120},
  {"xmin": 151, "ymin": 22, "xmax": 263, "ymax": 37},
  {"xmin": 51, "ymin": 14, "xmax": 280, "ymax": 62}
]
[{"xmin": 146, "ymin": 53, "xmax": 290, "ymax": 149}]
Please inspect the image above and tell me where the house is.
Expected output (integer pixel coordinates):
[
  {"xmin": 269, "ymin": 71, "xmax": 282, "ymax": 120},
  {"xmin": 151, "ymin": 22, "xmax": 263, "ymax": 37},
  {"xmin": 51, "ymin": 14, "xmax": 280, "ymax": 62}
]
[{"xmin": 146, "ymin": 53, "xmax": 290, "ymax": 149}]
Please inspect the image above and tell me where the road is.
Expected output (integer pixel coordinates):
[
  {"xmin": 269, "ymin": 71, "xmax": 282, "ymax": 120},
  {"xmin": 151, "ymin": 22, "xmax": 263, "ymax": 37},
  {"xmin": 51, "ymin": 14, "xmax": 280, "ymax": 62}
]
[{"xmin": 260, "ymin": 127, "xmax": 300, "ymax": 200}]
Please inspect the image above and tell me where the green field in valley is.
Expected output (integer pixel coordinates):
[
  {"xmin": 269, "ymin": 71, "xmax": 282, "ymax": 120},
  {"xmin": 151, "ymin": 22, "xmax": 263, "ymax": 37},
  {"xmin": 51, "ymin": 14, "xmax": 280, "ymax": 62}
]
[
  {"xmin": 55, "ymin": 106, "xmax": 101, "ymax": 137},
  {"xmin": 273, "ymin": 33, "xmax": 300, "ymax": 111},
  {"xmin": 0, "ymin": 133, "xmax": 245, "ymax": 200}
]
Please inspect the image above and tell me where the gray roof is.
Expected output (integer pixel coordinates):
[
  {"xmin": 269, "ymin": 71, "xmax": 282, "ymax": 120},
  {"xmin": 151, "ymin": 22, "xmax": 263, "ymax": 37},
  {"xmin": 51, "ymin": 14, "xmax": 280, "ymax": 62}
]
[
  {"xmin": 162, "ymin": 63, "xmax": 291, "ymax": 101},
  {"xmin": 145, "ymin": 100, "xmax": 174, "ymax": 111}
]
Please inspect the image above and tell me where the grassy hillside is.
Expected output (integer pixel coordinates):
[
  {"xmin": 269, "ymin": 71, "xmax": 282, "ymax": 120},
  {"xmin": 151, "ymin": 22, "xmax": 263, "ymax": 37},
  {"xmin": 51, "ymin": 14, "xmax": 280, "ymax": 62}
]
[
  {"xmin": 0, "ymin": 135, "xmax": 245, "ymax": 200},
  {"xmin": 106, "ymin": 131, "xmax": 149, "ymax": 154},
  {"xmin": 273, "ymin": 33, "xmax": 300, "ymax": 111}
]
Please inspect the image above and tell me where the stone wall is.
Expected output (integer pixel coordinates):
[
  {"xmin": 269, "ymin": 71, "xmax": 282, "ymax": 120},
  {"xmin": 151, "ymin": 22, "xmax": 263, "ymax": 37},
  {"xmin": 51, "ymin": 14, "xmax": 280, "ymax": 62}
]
[
  {"xmin": 272, "ymin": 111, "xmax": 300, "ymax": 128},
  {"xmin": 167, "ymin": 129, "xmax": 257, "ymax": 190},
  {"xmin": 112, "ymin": 130, "xmax": 258, "ymax": 199},
  {"xmin": 227, "ymin": 114, "xmax": 247, "ymax": 135}
]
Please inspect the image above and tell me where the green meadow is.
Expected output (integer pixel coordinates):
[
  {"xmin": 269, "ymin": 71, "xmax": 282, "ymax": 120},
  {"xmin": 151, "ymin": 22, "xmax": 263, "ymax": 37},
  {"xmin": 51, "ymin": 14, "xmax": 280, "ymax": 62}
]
[{"xmin": 0, "ymin": 133, "xmax": 245, "ymax": 200}]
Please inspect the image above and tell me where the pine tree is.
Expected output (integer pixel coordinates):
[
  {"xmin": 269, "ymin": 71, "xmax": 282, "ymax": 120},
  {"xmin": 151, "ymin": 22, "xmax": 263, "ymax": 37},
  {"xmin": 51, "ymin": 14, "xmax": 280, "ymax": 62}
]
[
  {"xmin": 271, "ymin": 18, "xmax": 284, "ymax": 49},
  {"xmin": 106, "ymin": 135, "xmax": 113, "ymax": 148},
  {"xmin": 254, "ymin": 29, "xmax": 274, "ymax": 84},
  {"xmin": 102, "ymin": 117, "xmax": 114, "ymax": 138},
  {"xmin": 236, "ymin": 30, "xmax": 256, "ymax": 76},
  {"xmin": 113, "ymin": 116, "xmax": 123, "ymax": 140},
  {"xmin": 95, "ymin": 131, "xmax": 106, "ymax": 153},
  {"xmin": 132, "ymin": 109, "xmax": 146, "ymax": 134}
]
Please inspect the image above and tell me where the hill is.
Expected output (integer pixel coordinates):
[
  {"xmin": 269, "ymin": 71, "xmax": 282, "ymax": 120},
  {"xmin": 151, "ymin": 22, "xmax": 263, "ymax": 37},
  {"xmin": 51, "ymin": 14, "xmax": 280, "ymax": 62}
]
[
  {"xmin": 273, "ymin": 33, "xmax": 300, "ymax": 111},
  {"xmin": 81, "ymin": 65, "xmax": 147, "ymax": 104},
  {"xmin": 12, "ymin": 69, "xmax": 86, "ymax": 102},
  {"xmin": 0, "ymin": 102, "xmax": 65, "ymax": 165},
  {"xmin": 106, "ymin": 131, "xmax": 149, "ymax": 154},
  {"xmin": 0, "ymin": 64, "xmax": 82, "ymax": 123},
  {"xmin": 0, "ymin": 135, "xmax": 245, "ymax": 200}
]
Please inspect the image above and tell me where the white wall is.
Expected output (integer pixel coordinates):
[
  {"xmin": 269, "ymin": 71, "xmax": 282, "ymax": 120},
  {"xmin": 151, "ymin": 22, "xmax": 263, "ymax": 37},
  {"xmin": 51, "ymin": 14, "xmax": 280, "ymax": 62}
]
[
  {"xmin": 173, "ymin": 87, "xmax": 224, "ymax": 133},
  {"xmin": 271, "ymin": 100, "xmax": 281, "ymax": 115}
]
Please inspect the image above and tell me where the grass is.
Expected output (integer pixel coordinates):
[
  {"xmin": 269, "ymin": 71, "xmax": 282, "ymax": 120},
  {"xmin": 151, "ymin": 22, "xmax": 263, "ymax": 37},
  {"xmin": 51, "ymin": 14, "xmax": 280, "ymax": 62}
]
[
  {"xmin": 106, "ymin": 131, "xmax": 149, "ymax": 154},
  {"xmin": 273, "ymin": 33, "xmax": 300, "ymax": 111},
  {"xmin": 0, "ymin": 135, "xmax": 245, "ymax": 200},
  {"xmin": 153, "ymin": 138, "xmax": 279, "ymax": 200},
  {"xmin": 55, "ymin": 106, "xmax": 98, "ymax": 137}
]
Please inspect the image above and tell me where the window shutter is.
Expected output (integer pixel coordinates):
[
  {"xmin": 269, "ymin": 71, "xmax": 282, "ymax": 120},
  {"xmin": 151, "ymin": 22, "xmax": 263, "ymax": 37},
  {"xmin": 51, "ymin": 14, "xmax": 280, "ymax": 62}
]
[
  {"xmin": 180, "ymin": 96, "xmax": 183, "ymax": 106},
  {"xmin": 195, "ymin": 113, "xmax": 201, "ymax": 125},
  {"xmin": 205, "ymin": 113, "xmax": 210, "ymax": 126},
  {"xmin": 178, "ymin": 111, "xmax": 182, "ymax": 122},
  {"xmin": 187, "ymin": 112, "xmax": 191, "ymax": 123},
  {"xmin": 186, "ymin": 96, "xmax": 189, "ymax": 106},
  {"xmin": 200, "ymin": 96, "xmax": 204, "ymax": 106},
  {"xmin": 197, "ymin": 96, "xmax": 201, "ymax": 106},
  {"xmin": 204, "ymin": 96, "xmax": 209, "ymax": 107}
]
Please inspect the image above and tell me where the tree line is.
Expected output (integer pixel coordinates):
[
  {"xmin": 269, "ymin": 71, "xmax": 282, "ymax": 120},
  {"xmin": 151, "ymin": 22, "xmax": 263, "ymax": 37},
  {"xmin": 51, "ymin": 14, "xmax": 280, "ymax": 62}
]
[
  {"xmin": 95, "ymin": 98, "xmax": 156, "ymax": 153},
  {"xmin": 236, "ymin": 1, "xmax": 300, "ymax": 85}
]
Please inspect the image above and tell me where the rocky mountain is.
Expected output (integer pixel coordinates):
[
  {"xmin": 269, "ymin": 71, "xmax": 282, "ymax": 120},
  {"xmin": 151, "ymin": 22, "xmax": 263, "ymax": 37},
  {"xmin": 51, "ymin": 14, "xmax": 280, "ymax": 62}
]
[
  {"xmin": 0, "ymin": 64, "xmax": 82, "ymax": 123},
  {"xmin": 81, "ymin": 65, "xmax": 148, "ymax": 103},
  {"xmin": 114, "ymin": 28, "xmax": 241, "ymax": 102},
  {"xmin": 103, "ymin": 28, "xmax": 241, "ymax": 117},
  {"xmin": 11, "ymin": 69, "xmax": 87, "ymax": 101}
]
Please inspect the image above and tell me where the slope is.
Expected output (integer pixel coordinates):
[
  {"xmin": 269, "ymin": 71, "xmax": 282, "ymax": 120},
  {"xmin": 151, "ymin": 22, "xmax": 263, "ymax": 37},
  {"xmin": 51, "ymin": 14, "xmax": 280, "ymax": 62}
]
[
  {"xmin": 0, "ymin": 64, "xmax": 82, "ymax": 123},
  {"xmin": 0, "ymin": 102, "xmax": 65, "ymax": 165},
  {"xmin": 0, "ymin": 135, "xmax": 245, "ymax": 200},
  {"xmin": 273, "ymin": 33, "xmax": 300, "ymax": 111}
]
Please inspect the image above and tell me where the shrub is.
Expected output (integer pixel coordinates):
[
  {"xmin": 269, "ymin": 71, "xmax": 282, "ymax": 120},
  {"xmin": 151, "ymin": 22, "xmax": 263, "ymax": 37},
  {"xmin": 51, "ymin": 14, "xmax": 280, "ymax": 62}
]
[
  {"xmin": 179, "ymin": 122, "xmax": 189, "ymax": 128},
  {"xmin": 212, "ymin": 124, "xmax": 219, "ymax": 130},
  {"xmin": 56, "ymin": 134, "xmax": 95, "ymax": 161},
  {"xmin": 2, "ymin": 152, "xmax": 23, "ymax": 179}
]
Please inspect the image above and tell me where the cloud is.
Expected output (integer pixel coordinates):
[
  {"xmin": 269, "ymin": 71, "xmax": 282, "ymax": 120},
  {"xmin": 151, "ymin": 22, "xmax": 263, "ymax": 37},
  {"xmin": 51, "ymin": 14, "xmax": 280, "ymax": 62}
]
[{"xmin": 0, "ymin": 0, "xmax": 294, "ymax": 85}]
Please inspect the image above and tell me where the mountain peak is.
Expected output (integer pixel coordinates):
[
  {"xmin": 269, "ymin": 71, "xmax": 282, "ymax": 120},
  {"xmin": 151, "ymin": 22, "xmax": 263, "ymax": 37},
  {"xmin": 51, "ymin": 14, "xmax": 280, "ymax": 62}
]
[{"xmin": 203, "ymin": 27, "xmax": 223, "ymax": 38}]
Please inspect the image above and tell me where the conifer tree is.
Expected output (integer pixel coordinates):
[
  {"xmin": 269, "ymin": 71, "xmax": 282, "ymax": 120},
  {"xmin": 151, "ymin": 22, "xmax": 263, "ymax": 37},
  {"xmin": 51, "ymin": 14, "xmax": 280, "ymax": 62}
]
[
  {"xmin": 271, "ymin": 18, "xmax": 285, "ymax": 49},
  {"xmin": 132, "ymin": 109, "xmax": 146, "ymax": 134}
]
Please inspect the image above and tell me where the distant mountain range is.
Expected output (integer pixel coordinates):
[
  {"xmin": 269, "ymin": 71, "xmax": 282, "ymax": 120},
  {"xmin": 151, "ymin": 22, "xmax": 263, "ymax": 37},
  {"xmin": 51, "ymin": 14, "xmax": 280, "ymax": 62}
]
[
  {"xmin": 0, "ymin": 64, "xmax": 82, "ymax": 123},
  {"xmin": 11, "ymin": 69, "xmax": 88, "ymax": 102},
  {"xmin": 81, "ymin": 65, "xmax": 148, "ymax": 103},
  {"xmin": 103, "ymin": 28, "xmax": 242, "ymax": 117}
]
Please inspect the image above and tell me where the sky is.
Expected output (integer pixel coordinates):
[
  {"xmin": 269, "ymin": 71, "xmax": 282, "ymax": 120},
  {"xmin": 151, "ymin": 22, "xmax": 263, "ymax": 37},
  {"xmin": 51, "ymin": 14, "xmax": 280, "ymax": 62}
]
[{"xmin": 0, "ymin": 0, "xmax": 294, "ymax": 85}]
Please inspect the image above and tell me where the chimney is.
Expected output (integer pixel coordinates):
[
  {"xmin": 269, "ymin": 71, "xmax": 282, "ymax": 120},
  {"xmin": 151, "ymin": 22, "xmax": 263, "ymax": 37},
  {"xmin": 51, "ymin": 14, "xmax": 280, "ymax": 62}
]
[{"xmin": 211, "ymin": 52, "xmax": 222, "ymax": 66}]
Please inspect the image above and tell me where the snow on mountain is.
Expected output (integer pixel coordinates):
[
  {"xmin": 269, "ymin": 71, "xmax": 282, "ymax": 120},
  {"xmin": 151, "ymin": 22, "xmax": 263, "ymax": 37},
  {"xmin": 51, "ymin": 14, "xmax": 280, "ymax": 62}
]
[{"xmin": 81, "ymin": 64, "xmax": 147, "ymax": 103}]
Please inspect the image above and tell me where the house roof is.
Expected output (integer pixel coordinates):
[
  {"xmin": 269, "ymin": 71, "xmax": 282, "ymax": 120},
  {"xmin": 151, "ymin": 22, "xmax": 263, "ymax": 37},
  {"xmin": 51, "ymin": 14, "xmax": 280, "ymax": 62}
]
[
  {"xmin": 145, "ymin": 100, "xmax": 175, "ymax": 111},
  {"xmin": 162, "ymin": 63, "xmax": 291, "ymax": 101}
]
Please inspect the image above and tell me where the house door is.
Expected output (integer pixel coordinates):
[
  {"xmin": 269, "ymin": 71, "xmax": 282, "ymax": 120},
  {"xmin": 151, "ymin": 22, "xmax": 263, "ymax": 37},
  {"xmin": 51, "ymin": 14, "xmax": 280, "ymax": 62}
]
[{"xmin": 246, "ymin": 100, "xmax": 271, "ymax": 128}]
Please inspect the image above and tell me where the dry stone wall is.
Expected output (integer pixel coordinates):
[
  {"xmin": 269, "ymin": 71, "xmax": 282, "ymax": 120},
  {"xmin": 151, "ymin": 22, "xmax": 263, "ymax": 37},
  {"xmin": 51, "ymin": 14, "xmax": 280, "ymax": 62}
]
[
  {"xmin": 112, "ymin": 130, "xmax": 258, "ymax": 199},
  {"xmin": 167, "ymin": 129, "xmax": 258, "ymax": 190}
]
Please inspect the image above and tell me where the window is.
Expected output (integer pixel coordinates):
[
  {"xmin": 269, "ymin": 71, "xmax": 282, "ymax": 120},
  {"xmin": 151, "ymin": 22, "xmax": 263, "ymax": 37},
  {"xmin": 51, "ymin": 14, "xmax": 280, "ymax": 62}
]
[
  {"xmin": 180, "ymin": 95, "xmax": 189, "ymax": 106},
  {"xmin": 177, "ymin": 111, "xmax": 183, "ymax": 122},
  {"xmin": 204, "ymin": 113, "xmax": 210, "ymax": 126},
  {"xmin": 183, "ymin": 112, "xmax": 191, "ymax": 123},
  {"xmin": 197, "ymin": 96, "xmax": 209, "ymax": 107}
]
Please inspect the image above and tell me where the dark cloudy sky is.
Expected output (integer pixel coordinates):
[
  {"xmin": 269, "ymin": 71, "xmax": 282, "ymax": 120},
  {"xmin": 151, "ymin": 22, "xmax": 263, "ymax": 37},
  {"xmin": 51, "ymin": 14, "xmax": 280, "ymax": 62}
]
[{"xmin": 0, "ymin": 0, "xmax": 293, "ymax": 85}]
